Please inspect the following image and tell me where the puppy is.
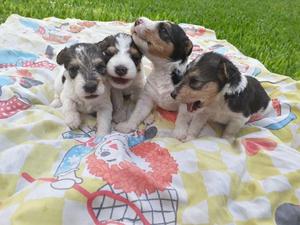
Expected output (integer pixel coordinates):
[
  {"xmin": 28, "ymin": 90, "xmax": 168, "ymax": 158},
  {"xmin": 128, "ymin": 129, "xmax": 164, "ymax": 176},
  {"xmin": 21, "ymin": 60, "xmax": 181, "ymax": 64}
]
[
  {"xmin": 97, "ymin": 33, "xmax": 144, "ymax": 123},
  {"xmin": 171, "ymin": 52, "xmax": 271, "ymax": 142},
  {"xmin": 115, "ymin": 17, "xmax": 193, "ymax": 133},
  {"xmin": 51, "ymin": 43, "xmax": 112, "ymax": 135}
]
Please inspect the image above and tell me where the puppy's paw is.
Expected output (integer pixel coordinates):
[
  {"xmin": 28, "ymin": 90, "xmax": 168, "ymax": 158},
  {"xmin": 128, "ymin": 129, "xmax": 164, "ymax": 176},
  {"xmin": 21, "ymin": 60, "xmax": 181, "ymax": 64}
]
[
  {"xmin": 183, "ymin": 134, "xmax": 197, "ymax": 142},
  {"xmin": 50, "ymin": 98, "xmax": 62, "ymax": 108},
  {"xmin": 65, "ymin": 112, "xmax": 81, "ymax": 129},
  {"xmin": 173, "ymin": 129, "xmax": 187, "ymax": 142},
  {"xmin": 96, "ymin": 129, "xmax": 109, "ymax": 136},
  {"xmin": 113, "ymin": 110, "xmax": 127, "ymax": 123},
  {"xmin": 144, "ymin": 114, "xmax": 155, "ymax": 125},
  {"xmin": 115, "ymin": 122, "xmax": 136, "ymax": 133},
  {"xmin": 222, "ymin": 134, "xmax": 235, "ymax": 144}
]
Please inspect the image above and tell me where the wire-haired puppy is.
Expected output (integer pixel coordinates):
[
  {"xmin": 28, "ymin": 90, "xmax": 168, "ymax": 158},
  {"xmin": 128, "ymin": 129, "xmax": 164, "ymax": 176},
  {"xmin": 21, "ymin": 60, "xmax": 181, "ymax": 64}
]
[
  {"xmin": 97, "ymin": 33, "xmax": 144, "ymax": 123},
  {"xmin": 115, "ymin": 17, "xmax": 193, "ymax": 133},
  {"xmin": 51, "ymin": 43, "xmax": 112, "ymax": 135},
  {"xmin": 171, "ymin": 52, "xmax": 271, "ymax": 142}
]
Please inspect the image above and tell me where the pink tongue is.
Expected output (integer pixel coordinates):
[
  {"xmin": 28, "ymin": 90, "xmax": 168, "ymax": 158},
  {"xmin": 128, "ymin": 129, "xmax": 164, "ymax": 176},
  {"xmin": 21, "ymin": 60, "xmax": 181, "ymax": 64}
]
[
  {"xmin": 187, "ymin": 103, "xmax": 194, "ymax": 112},
  {"xmin": 112, "ymin": 77, "xmax": 130, "ymax": 84}
]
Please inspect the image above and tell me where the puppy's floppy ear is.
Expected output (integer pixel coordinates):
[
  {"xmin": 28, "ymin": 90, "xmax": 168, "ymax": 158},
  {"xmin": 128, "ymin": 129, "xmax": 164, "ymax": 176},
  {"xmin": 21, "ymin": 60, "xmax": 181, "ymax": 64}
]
[
  {"xmin": 219, "ymin": 58, "xmax": 241, "ymax": 83},
  {"xmin": 185, "ymin": 39, "xmax": 193, "ymax": 57},
  {"xmin": 56, "ymin": 47, "xmax": 69, "ymax": 66},
  {"xmin": 96, "ymin": 35, "xmax": 114, "ymax": 50}
]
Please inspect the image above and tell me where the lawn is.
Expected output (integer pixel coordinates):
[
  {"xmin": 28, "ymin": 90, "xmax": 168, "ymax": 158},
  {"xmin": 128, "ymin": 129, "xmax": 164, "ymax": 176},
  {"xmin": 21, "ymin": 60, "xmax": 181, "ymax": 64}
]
[{"xmin": 0, "ymin": 0, "xmax": 299, "ymax": 79}]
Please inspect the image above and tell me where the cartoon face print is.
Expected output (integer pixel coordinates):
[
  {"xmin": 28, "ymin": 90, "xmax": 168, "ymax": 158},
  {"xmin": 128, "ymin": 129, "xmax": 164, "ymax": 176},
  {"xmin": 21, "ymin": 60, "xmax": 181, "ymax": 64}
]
[{"xmin": 95, "ymin": 134, "xmax": 131, "ymax": 165}]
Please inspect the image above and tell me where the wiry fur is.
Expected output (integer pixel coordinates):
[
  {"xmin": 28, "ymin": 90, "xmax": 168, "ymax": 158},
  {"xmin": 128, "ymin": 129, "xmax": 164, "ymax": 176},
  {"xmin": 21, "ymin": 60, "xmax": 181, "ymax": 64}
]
[
  {"xmin": 51, "ymin": 43, "xmax": 112, "ymax": 135},
  {"xmin": 97, "ymin": 33, "xmax": 145, "ymax": 123},
  {"xmin": 115, "ymin": 17, "xmax": 193, "ymax": 133},
  {"xmin": 171, "ymin": 52, "xmax": 270, "ymax": 142}
]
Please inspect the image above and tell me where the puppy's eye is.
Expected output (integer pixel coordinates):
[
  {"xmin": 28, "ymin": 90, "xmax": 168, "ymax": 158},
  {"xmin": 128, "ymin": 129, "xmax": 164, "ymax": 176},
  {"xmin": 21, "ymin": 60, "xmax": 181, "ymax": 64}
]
[
  {"xmin": 131, "ymin": 54, "xmax": 142, "ymax": 61},
  {"xmin": 68, "ymin": 66, "xmax": 79, "ymax": 78},
  {"xmin": 104, "ymin": 47, "xmax": 117, "ymax": 57},
  {"xmin": 104, "ymin": 50, "xmax": 113, "ymax": 57},
  {"xmin": 189, "ymin": 78, "xmax": 203, "ymax": 90},
  {"xmin": 95, "ymin": 63, "xmax": 106, "ymax": 74},
  {"xmin": 160, "ymin": 28, "xmax": 167, "ymax": 34},
  {"xmin": 159, "ymin": 26, "xmax": 170, "ymax": 40}
]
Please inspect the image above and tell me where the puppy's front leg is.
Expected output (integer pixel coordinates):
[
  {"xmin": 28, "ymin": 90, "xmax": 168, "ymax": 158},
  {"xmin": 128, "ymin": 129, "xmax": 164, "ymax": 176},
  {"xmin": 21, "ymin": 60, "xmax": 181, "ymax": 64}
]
[
  {"xmin": 222, "ymin": 118, "xmax": 247, "ymax": 143},
  {"xmin": 115, "ymin": 93, "xmax": 154, "ymax": 133},
  {"xmin": 173, "ymin": 104, "xmax": 192, "ymax": 141},
  {"xmin": 62, "ymin": 98, "xmax": 81, "ymax": 129},
  {"xmin": 185, "ymin": 113, "xmax": 209, "ymax": 142},
  {"xmin": 96, "ymin": 103, "xmax": 113, "ymax": 136}
]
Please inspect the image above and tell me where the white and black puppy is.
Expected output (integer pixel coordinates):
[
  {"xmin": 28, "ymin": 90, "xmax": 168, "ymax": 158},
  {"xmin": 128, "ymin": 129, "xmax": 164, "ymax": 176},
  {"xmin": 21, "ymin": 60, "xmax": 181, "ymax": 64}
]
[
  {"xmin": 51, "ymin": 43, "xmax": 112, "ymax": 135},
  {"xmin": 115, "ymin": 17, "xmax": 193, "ymax": 133},
  {"xmin": 97, "ymin": 33, "xmax": 144, "ymax": 123},
  {"xmin": 171, "ymin": 52, "xmax": 271, "ymax": 142}
]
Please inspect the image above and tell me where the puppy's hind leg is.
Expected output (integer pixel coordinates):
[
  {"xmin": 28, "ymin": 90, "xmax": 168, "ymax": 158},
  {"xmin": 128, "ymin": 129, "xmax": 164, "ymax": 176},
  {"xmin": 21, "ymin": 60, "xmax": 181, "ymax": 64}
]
[{"xmin": 222, "ymin": 118, "xmax": 247, "ymax": 143}]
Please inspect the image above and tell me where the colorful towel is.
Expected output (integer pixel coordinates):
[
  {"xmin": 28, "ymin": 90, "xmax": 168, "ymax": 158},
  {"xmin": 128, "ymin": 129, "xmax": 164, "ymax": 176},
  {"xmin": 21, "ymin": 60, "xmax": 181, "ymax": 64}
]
[{"xmin": 0, "ymin": 14, "xmax": 300, "ymax": 225}]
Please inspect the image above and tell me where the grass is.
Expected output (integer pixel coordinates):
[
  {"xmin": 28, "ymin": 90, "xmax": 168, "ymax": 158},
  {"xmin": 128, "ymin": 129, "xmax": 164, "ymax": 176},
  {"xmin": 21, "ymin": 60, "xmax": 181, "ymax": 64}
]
[{"xmin": 0, "ymin": 0, "xmax": 299, "ymax": 79}]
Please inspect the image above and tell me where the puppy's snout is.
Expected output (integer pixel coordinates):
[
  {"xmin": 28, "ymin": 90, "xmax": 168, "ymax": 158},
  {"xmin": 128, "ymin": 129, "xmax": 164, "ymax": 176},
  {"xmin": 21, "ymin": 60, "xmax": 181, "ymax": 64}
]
[
  {"xmin": 83, "ymin": 81, "xmax": 98, "ymax": 93},
  {"xmin": 134, "ymin": 18, "xmax": 144, "ymax": 27},
  {"xmin": 170, "ymin": 90, "xmax": 177, "ymax": 99},
  {"xmin": 115, "ymin": 65, "xmax": 128, "ymax": 76}
]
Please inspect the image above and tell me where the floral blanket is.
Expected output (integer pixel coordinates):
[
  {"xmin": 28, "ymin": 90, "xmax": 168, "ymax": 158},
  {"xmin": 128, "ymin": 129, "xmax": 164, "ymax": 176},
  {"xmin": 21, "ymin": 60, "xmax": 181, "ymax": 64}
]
[{"xmin": 0, "ymin": 14, "xmax": 300, "ymax": 225}]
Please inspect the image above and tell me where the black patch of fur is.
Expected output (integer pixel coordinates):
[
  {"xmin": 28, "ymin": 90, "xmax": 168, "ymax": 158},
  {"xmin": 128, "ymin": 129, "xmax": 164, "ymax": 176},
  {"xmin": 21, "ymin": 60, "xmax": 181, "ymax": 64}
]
[
  {"xmin": 225, "ymin": 76, "xmax": 270, "ymax": 117},
  {"xmin": 97, "ymin": 35, "xmax": 117, "ymax": 63},
  {"xmin": 62, "ymin": 75, "xmax": 66, "ymax": 83},
  {"xmin": 158, "ymin": 22, "xmax": 193, "ymax": 62},
  {"xmin": 171, "ymin": 68, "xmax": 183, "ymax": 85}
]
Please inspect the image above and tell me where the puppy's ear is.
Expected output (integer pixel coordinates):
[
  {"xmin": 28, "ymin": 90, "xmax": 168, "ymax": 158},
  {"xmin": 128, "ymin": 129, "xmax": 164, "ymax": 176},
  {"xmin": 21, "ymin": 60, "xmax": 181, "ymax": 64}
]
[
  {"xmin": 219, "ymin": 58, "xmax": 241, "ymax": 83},
  {"xmin": 185, "ymin": 39, "xmax": 193, "ymax": 57},
  {"xmin": 56, "ymin": 47, "xmax": 69, "ymax": 66},
  {"xmin": 97, "ymin": 35, "xmax": 115, "ymax": 50}
]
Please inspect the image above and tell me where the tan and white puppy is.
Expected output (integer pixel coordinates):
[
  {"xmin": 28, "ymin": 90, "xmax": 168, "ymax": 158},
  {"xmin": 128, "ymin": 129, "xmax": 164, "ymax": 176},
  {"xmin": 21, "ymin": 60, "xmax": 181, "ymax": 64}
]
[
  {"xmin": 171, "ymin": 52, "xmax": 271, "ymax": 142},
  {"xmin": 97, "ymin": 33, "xmax": 144, "ymax": 123},
  {"xmin": 51, "ymin": 43, "xmax": 112, "ymax": 135},
  {"xmin": 115, "ymin": 17, "xmax": 193, "ymax": 135}
]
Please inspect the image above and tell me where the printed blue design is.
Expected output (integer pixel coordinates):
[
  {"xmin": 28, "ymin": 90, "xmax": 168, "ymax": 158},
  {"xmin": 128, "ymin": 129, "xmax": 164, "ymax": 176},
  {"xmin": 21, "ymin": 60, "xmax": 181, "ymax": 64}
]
[
  {"xmin": 0, "ymin": 49, "xmax": 38, "ymax": 66},
  {"xmin": 54, "ymin": 145, "xmax": 92, "ymax": 177},
  {"xmin": 266, "ymin": 112, "xmax": 297, "ymax": 130}
]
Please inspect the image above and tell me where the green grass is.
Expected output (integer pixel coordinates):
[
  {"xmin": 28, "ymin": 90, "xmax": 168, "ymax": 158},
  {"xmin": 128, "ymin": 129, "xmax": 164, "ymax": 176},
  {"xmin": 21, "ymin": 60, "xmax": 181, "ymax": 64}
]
[{"xmin": 1, "ymin": 0, "xmax": 299, "ymax": 79}]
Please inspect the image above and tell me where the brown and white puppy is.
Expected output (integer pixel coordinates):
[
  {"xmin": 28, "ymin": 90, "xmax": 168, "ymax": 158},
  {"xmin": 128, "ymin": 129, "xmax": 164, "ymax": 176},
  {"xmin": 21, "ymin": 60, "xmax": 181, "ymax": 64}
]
[
  {"xmin": 97, "ymin": 33, "xmax": 144, "ymax": 123},
  {"xmin": 51, "ymin": 43, "xmax": 112, "ymax": 135},
  {"xmin": 115, "ymin": 17, "xmax": 193, "ymax": 134},
  {"xmin": 171, "ymin": 52, "xmax": 271, "ymax": 142}
]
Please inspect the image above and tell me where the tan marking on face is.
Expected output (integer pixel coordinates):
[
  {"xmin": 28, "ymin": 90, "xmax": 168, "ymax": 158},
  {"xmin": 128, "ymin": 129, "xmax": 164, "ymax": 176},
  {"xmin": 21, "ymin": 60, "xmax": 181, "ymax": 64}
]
[
  {"xmin": 176, "ymin": 82, "xmax": 219, "ymax": 106},
  {"xmin": 129, "ymin": 47, "xmax": 139, "ymax": 56},
  {"xmin": 144, "ymin": 28, "xmax": 174, "ymax": 59},
  {"xmin": 106, "ymin": 46, "xmax": 117, "ymax": 55},
  {"xmin": 68, "ymin": 59, "xmax": 80, "ymax": 68}
]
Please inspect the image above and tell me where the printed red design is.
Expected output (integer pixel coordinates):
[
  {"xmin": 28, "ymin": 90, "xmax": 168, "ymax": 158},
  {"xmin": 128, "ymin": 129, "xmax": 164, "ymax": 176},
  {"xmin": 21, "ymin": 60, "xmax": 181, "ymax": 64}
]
[
  {"xmin": 87, "ymin": 142, "xmax": 178, "ymax": 196},
  {"xmin": 0, "ymin": 95, "xmax": 31, "ymax": 119},
  {"xmin": 242, "ymin": 138, "xmax": 277, "ymax": 156}
]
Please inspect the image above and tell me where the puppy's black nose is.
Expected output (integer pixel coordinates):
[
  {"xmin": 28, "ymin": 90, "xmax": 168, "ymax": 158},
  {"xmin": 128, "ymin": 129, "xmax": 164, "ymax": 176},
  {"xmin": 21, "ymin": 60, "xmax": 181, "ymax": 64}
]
[
  {"xmin": 115, "ymin": 65, "xmax": 128, "ymax": 76},
  {"xmin": 83, "ymin": 81, "xmax": 97, "ymax": 93},
  {"xmin": 170, "ymin": 91, "xmax": 177, "ymax": 99},
  {"xmin": 134, "ymin": 18, "xmax": 143, "ymax": 26}
]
